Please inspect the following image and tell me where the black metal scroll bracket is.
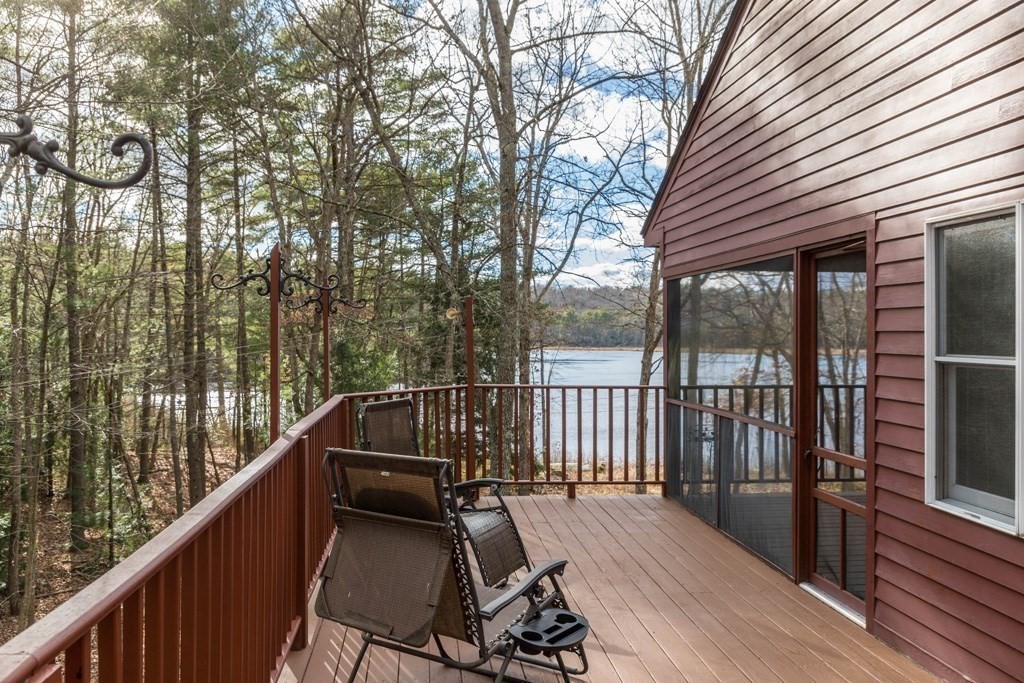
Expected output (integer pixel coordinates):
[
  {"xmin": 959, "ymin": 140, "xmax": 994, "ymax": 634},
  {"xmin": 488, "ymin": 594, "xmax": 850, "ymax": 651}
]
[
  {"xmin": 285, "ymin": 271, "xmax": 338, "ymax": 313},
  {"xmin": 329, "ymin": 290, "xmax": 367, "ymax": 313},
  {"xmin": 0, "ymin": 115, "xmax": 153, "ymax": 189},
  {"xmin": 211, "ymin": 257, "xmax": 272, "ymax": 296},
  {"xmin": 211, "ymin": 247, "xmax": 367, "ymax": 313}
]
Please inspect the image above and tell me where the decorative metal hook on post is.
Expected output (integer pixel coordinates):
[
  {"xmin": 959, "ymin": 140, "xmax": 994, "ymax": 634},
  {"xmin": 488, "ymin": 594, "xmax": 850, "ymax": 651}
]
[
  {"xmin": 211, "ymin": 242, "xmax": 365, "ymax": 442},
  {"xmin": 286, "ymin": 269, "xmax": 366, "ymax": 404},
  {"xmin": 0, "ymin": 115, "xmax": 152, "ymax": 192}
]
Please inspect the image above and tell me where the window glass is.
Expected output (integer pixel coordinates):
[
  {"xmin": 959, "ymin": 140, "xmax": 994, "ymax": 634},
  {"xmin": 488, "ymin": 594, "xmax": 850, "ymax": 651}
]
[
  {"xmin": 931, "ymin": 206, "xmax": 1019, "ymax": 529},
  {"xmin": 941, "ymin": 215, "xmax": 1015, "ymax": 357},
  {"xmin": 816, "ymin": 251, "xmax": 867, "ymax": 457},
  {"xmin": 949, "ymin": 365, "xmax": 1015, "ymax": 511}
]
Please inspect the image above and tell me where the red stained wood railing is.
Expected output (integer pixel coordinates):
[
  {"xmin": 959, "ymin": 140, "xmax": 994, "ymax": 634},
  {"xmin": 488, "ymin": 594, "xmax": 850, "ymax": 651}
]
[
  {"xmin": 476, "ymin": 384, "xmax": 664, "ymax": 487},
  {"xmin": 0, "ymin": 396, "xmax": 348, "ymax": 683},
  {"xmin": 344, "ymin": 384, "xmax": 665, "ymax": 488},
  {"xmin": 0, "ymin": 382, "xmax": 665, "ymax": 682}
]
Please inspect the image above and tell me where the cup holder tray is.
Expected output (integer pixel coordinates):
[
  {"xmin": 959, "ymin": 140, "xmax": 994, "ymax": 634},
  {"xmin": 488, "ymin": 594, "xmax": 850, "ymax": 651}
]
[{"xmin": 508, "ymin": 608, "xmax": 590, "ymax": 655}]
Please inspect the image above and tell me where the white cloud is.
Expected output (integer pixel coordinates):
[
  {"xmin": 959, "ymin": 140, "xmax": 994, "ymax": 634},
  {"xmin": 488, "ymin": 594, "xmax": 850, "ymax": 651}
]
[{"xmin": 558, "ymin": 261, "xmax": 638, "ymax": 288}]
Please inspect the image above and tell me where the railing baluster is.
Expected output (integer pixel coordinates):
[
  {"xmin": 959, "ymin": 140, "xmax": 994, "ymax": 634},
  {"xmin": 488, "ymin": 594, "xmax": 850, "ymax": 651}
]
[
  {"xmin": 608, "ymin": 388, "xmax": 614, "ymax": 482},
  {"xmin": 576, "ymin": 388, "xmax": 583, "ymax": 479},
  {"xmin": 481, "ymin": 387, "xmax": 488, "ymax": 476},
  {"xmin": 561, "ymin": 387, "xmax": 567, "ymax": 482},
  {"xmin": 181, "ymin": 542, "xmax": 198, "ymax": 682},
  {"xmin": 64, "ymin": 633, "xmax": 90, "ymax": 683},
  {"xmin": 847, "ymin": 385, "xmax": 856, "ymax": 458},
  {"xmin": 832, "ymin": 385, "xmax": 840, "ymax": 453},
  {"xmin": 514, "ymin": 387, "xmax": 520, "ymax": 481},
  {"xmin": 529, "ymin": 387, "xmax": 536, "ymax": 483},
  {"xmin": 592, "ymin": 388, "xmax": 598, "ymax": 482},
  {"xmin": 98, "ymin": 606, "xmax": 123, "ymax": 683},
  {"xmin": 165, "ymin": 556, "xmax": 182, "ymax": 681},
  {"xmin": 840, "ymin": 507, "xmax": 848, "ymax": 591},
  {"xmin": 624, "ymin": 389, "xmax": 630, "ymax": 483},
  {"xmin": 213, "ymin": 517, "xmax": 227, "ymax": 680},
  {"xmin": 123, "ymin": 590, "xmax": 143, "ymax": 681},
  {"xmin": 444, "ymin": 389, "xmax": 452, "ymax": 465},
  {"xmin": 434, "ymin": 390, "xmax": 442, "ymax": 460},
  {"xmin": 244, "ymin": 488, "xmax": 258, "ymax": 682},
  {"xmin": 655, "ymin": 387, "xmax": 661, "ymax": 483},
  {"xmin": 498, "ymin": 388, "xmax": 505, "ymax": 479},
  {"xmin": 226, "ymin": 506, "xmax": 241, "ymax": 680},
  {"xmin": 544, "ymin": 386, "xmax": 551, "ymax": 481}
]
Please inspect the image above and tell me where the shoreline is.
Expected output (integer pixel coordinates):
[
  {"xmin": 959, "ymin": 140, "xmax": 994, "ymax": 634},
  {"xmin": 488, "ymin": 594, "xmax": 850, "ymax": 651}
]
[{"xmin": 540, "ymin": 346, "xmax": 647, "ymax": 352}]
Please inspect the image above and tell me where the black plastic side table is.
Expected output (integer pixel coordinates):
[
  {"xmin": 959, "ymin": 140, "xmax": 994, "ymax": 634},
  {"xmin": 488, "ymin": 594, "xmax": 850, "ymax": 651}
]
[{"xmin": 497, "ymin": 608, "xmax": 590, "ymax": 682}]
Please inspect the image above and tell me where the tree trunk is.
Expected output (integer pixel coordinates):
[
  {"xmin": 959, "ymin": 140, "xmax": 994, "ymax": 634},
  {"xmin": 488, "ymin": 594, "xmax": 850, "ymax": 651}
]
[
  {"xmin": 156, "ymin": 145, "xmax": 185, "ymax": 517},
  {"xmin": 636, "ymin": 248, "xmax": 662, "ymax": 493},
  {"xmin": 231, "ymin": 137, "xmax": 256, "ymax": 463},
  {"xmin": 136, "ymin": 124, "xmax": 163, "ymax": 484},
  {"xmin": 5, "ymin": 170, "xmax": 29, "ymax": 615},
  {"xmin": 63, "ymin": 6, "xmax": 88, "ymax": 553},
  {"xmin": 183, "ymin": 82, "xmax": 207, "ymax": 505}
]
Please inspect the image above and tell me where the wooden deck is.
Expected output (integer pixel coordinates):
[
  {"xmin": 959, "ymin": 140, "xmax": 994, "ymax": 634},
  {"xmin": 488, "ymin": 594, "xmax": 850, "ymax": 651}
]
[{"xmin": 282, "ymin": 495, "xmax": 935, "ymax": 682}]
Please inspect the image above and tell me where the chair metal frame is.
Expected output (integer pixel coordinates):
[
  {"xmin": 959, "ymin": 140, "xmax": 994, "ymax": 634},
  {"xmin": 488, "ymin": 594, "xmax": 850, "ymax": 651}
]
[
  {"xmin": 357, "ymin": 396, "xmax": 533, "ymax": 588},
  {"xmin": 320, "ymin": 448, "xmax": 589, "ymax": 683}
]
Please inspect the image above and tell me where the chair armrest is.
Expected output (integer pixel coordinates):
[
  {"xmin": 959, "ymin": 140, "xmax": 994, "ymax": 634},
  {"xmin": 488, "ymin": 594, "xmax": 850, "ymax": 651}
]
[
  {"xmin": 454, "ymin": 478, "xmax": 505, "ymax": 494},
  {"xmin": 479, "ymin": 559, "xmax": 568, "ymax": 620}
]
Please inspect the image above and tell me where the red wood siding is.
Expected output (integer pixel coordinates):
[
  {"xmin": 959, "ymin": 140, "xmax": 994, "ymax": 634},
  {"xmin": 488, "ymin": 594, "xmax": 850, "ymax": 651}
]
[
  {"xmin": 650, "ymin": 0, "xmax": 1024, "ymax": 277},
  {"xmin": 650, "ymin": 0, "xmax": 1024, "ymax": 680}
]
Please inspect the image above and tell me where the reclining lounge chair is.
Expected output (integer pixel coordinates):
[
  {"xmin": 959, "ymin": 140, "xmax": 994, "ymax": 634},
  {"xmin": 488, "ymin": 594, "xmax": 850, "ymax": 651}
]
[
  {"xmin": 317, "ymin": 448, "xmax": 589, "ymax": 682},
  {"xmin": 358, "ymin": 396, "xmax": 531, "ymax": 588}
]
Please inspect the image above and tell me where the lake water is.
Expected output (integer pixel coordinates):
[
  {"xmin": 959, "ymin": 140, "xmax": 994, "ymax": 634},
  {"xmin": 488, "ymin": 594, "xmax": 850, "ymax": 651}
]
[
  {"xmin": 530, "ymin": 348, "xmax": 664, "ymax": 385},
  {"xmin": 523, "ymin": 348, "xmax": 862, "ymax": 471},
  {"xmin": 524, "ymin": 348, "xmax": 663, "ymax": 474},
  {"xmin": 523, "ymin": 347, "xmax": 772, "ymax": 471}
]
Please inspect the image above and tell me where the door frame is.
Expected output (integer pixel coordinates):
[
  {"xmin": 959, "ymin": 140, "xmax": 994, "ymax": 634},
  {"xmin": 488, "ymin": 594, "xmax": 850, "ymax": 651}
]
[{"xmin": 793, "ymin": 233, "xmax": 875, "ymax": 625}]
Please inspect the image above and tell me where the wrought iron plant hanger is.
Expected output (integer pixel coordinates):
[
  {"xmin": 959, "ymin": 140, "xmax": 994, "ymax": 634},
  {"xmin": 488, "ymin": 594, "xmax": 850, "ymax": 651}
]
[
  {"xmin": 0, "ymin": 115, "xmax": 152, "ymax": 190},
  {"xmin": 211, "ymin": 252, "xmax": 366, "ymax": 312},
  {"xmin": 211, "ymin": 243, "xmax": 365, "ymax": 440}
]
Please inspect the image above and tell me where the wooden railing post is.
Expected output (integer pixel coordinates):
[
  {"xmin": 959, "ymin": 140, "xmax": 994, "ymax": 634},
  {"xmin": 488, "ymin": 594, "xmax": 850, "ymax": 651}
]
[
  {"xmin": 464, "ymin": 296, "xmax": 477, "ymax": 481},
  {"xmin": 293, "ymin": 435, "xmax": 310, "ymax": 651},
  {"xmin": 322, "ymin": 281, "xmax": 331, "ymax": 403},
  {"xmin": 270, "ymin": 243, "xmax": 281, "ymax": 443}
]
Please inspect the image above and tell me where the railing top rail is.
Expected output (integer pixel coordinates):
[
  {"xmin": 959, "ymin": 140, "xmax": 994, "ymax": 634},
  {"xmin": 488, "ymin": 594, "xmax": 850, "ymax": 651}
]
[
  {"xmin": 340, "ymin": 385, "xmax": 468, "ymax": 400},
  {"xmin": 680, "ymin": 383, "xmax": 865, "ymax": 389},
  {"xmin": 478, "ymin": 383, "xmax": 666, "ymax": 390},
  {"xmin": 668, "ymin": 397, "xmax": 796, "ymax": 436},
  {"xmin": 0, "ymin": 394, "xmax": 346, "ymax": 680}
]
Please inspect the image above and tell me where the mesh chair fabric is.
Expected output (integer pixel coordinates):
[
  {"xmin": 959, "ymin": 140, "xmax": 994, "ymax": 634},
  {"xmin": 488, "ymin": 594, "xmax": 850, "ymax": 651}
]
[
  {"xmin": 461, "ymin": 508, "xmax": 528, "ymax": 587},
  {"xmin": 360, "ymin": 398, "xmax": 419, "ymax": 456},
  {"xmin": 316, "ymin": 507, "xmax": 451, "ymax": 647}
]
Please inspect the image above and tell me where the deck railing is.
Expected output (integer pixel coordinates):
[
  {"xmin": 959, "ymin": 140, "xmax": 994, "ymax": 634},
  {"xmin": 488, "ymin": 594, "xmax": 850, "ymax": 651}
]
[
  {"xmin": 342, "ymin": 383, "xmax": 665, "ymax": 493},
  {"xmin": 0, "ymin": 381, "xmax": 664, "ymax": 682},
  {"xmin": 0, "ymin": 396, "xmax": 353, "ymax": 683},
  {"xmin": 677, "ymin": 383, "xmax": 866, "ymax": 486}
]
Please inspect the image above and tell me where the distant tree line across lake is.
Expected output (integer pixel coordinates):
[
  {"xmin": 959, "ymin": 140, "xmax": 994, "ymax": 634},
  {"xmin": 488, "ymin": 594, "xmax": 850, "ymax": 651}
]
[{"xmin": 542, "ymin": 287, "xmax": 651, "ymax": 348}]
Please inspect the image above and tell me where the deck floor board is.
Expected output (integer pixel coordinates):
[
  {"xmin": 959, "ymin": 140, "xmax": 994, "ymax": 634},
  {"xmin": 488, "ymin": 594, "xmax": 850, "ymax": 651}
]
[{"xmin": 282, "ymin": 495, "xmax": 935, "ymax": 682}]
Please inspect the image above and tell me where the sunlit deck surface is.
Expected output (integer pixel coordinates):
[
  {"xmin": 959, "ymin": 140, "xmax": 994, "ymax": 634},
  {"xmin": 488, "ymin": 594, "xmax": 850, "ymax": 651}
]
[{"xmin": 282, "ymin": 495, "xmax": 934, "ymax": 682}]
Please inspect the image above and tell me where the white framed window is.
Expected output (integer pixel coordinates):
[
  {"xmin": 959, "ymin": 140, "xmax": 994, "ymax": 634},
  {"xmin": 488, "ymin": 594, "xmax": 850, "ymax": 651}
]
[{"xmin": 925, "ymin": 201, "xmax": 1024, "ymax": 535}]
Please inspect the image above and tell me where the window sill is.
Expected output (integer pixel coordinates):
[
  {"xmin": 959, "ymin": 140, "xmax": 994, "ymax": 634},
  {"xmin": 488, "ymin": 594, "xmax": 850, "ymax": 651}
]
[{"xmin": 928, "ymin": 498, "xmax": 1017, "ymax": 536}]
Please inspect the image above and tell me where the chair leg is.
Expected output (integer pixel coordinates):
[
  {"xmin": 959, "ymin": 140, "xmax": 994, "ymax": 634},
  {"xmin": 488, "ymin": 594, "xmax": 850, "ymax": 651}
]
[
  {"xmin": 346, "ymin": 634, "xmax": 371, "ymax": 683},
  {"xmin": 433, "ymin": 633, "xmax": 453, "ymax": 660},
  {"xmin": 494, "ymin": 643, "xmax": 518, "ymax": 683},
  {"xmin": 554, "ymin": 651, "xmax": 571, "ymax": 683}
]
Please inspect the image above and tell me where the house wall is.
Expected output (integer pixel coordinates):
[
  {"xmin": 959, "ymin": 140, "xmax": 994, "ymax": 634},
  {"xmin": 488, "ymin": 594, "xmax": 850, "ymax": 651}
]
[{"xmin": 648, "ymin": 0, "xmax": 1024, "ymax": 679}]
